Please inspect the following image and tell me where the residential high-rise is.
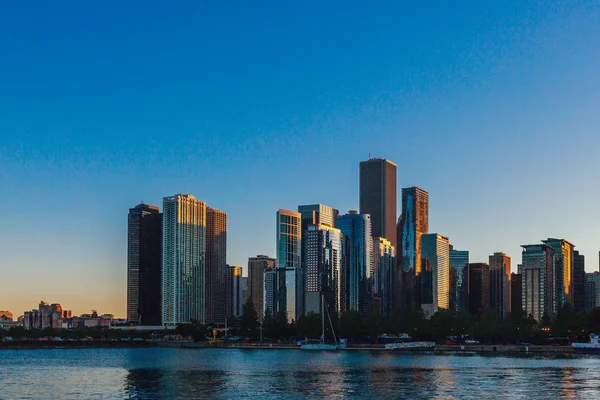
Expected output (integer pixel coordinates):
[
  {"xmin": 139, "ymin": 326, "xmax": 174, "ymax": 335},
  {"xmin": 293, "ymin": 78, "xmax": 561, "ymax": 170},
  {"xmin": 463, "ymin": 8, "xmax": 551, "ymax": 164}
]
[
  {"xmin": 241, "ymin": 277, "xmax": 249, "ymax": 307},
  {"xmin": 298, "ymin": 204, "xmax": 339, "ymax": 230},
  {"xmin": 127, "ymin": 203, "xmax": 162, "ymax": 325},
  {"xmin": 206, "ymin": 207, "xmax": 227, "ymax": 324},
  {"xmin": 542, "ymin": 238, "xmax": 575, "ymax": 316},
  {"xmin": 162, "ymin": 194, "xmax": 206, "ymax": 326},
  {"xmin": 573, "ymin": 250, "xmax": 586, "ymax": 312},
  {"xmin": 511, "ymin": 272, "xmax": 523, "ymax": 314},
  {"xmin": 521, "ymin": 244, "xmax": 553, "ymax": 322},
  {"xmin": 263, "ymin": 269, "xmax": 277, "ymax": 315},
  {"xmin": 359, "ymin": 158, "xmax": 397, "ymax": 247},
  {"xmin": 305, "ymin": 224, "xmax": 343, "ymax": 315},
  {"xmin": 420, "ymin": 234, "xmax": 450, "ymax": 317},
  {"xmin": 398, "ymin": 186, "xmax": 429, "ymax": 312},
  {"xmin": 449, "ymin": 246, "xmax": 469, "ymax": 313},
  {"xmin": 276, "ymin": 209, "xmax": 303, "ymax": 321},
  {"xmin": 248, "ymin": 255, "xmax": 275, "ymax": 319},
  {"xmin": 337, "ymin": 211, "xmax": 373, "ymax": 314},
  {"xmin": 468, "ymin": 263, "xmax": 490, "ymax": 316},
  {"xmin": 585, "ymin": 272, "xmax": 600, "ymax": 310},
  {"xmin": 373, "ymin": 237, "xmax": 396, "ymax": 317},
  {"xmin": 226, "ymin": 265, "xmax": 243, "ymax": 318},
  {"xmin": 489, "ymin": 252, "xmax": 511, "ymax": 319}
]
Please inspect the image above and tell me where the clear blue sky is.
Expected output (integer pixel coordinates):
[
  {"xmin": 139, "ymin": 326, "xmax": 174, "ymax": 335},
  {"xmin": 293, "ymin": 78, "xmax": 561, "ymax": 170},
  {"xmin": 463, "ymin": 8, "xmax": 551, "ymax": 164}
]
[{"xmin": 1, "ymin": 2, "xmax": 599, "ymax": 317}]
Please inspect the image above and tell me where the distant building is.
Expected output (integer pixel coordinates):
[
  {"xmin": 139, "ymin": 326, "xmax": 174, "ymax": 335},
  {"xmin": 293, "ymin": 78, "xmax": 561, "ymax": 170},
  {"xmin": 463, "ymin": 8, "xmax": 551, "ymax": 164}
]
[
  {"xmin": 206, "ymin": 207, "xmax": 228, "ymax": 324},
  {"xmin": 226, "ymin": 265, "xmax": 243, "ymax": 318},
  {"xmin": 23, "ymin": 301, "xmax": 72, "ymax": 330},
  {"xmin": 521, "ymin": 244, "xmax": 553, "ymax": 322},
  {"xmin": 585, "ymin": 272, "xmax": 600, "ymax": 310},
  {"xmin": 449, "ymin": 247, "xmax": 469, "ymax": 313},
  {"xmin": 263, "ymin": 269, "xmax": 277, "ymax": 315},
  {"xmin": 398, "ymin": 186, "xmax": 429, "ymax": 313},
  {"xmin": 372, "ymin": 237, "xmax": 396, "ymax": 317},
  {"xmin": 359, "ymin": 158, "xmax": 397, "ymax": 248},
  {"xmin": 248, "ymin": 255, "xmax": 275, "ymax": 319},
  {"xmin": 420, "ymin": 233, "xmax": 450, "ymax": 318},
  {"xmin": 489, "ymin": 252, "xmax": 511, "ymax": 319},
  {"xmin": 542, "ymin": 238, "xmax": 575, "ymax": 316},
  {"xmin": 241, "ymin": 277, "xmax": 249, "ymax": 308},
  {"xmin": 468, "ymin": 263, "xmax": 490, "ymax": 316},
  {"xmin": 511, "ymin": 272, "xmax": 523, "ymax": 314},
  {"xmin": 127, "ymin": 203, "xmax": 162, "ymax": 325},
  {"xmin": 276, "ymin": 267, "xmax": 303, "ymax": 323},
  {"xmin": 276, "ymin": 209, "xmax": 303, "ymax": 322},
  {"xmin": 573, "ymin": 250, "xmax": 586, "ymax": 312},
  {"xmin": 0, "ymin": 311, "xmax": 13, "ymax": 321},
  {"xmin": 162, "ymin": 194, "xmax": 207, "ymax": 326},
  {"xmin": 305, "ymin": 224, "xmax": 343, "ymax": 315},
  {"xmin": 337, "ymin": 211, "xmax": 373, "ymax": 314}
]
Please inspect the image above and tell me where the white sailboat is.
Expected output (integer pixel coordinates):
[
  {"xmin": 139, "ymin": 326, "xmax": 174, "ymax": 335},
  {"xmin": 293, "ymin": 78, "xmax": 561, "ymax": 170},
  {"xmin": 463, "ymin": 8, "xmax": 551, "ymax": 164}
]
[{"xmin": 300, "ymin": 294, "xmax": 338, "ymax": 350}]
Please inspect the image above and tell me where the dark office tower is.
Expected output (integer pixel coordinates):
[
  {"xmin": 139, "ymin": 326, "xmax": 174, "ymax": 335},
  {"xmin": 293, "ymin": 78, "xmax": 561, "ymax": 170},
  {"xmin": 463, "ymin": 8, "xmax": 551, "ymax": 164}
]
[
  {"xmin": 226, "ymin": 265, "xmax": 243, "ymax": 318},
  {"xmin": 521, "ymin": 244, "xmax": 553, "ymax": 322},
  {"xmin": 511, "ymin": 272, "xmax": 523, "ymax": 314},
  {"xmin": 206, "ymin": 207, "xmax": 227, "ymax": 324},
  {"xmin": 398, "ymin": 186, "xmax": 429, "ymax": 312},
  {"xmin": 449, "ymin": 246, "xmax": 469, "ymax": 313},
  {"xmin": 337, "ymin": 211, "xmax": 373, "ymax": 314},
  {"xmin": 373, "ymin": 237, "xmax": 396, "ymax": 317},
  {"xmin": 489, "ymin": 252, "xmax": 511, "ymax": 319},
  {"xmin": 573, "ymin": 251, "xmax": 586, "ymax": 312},
  {"xmin": 248, "ymin": 255, "xmax": 275, "ymax": 320},
  {"xmin": 468, "ymin": 263, "xmax": 490, "ymax": 316},
  {"xmin": 359, "ymin": 158, "xmax": 397, "ymax": 248},
  {"xmin": 127, "ymin": 203, "xmax": 162, "ymax": 325}
]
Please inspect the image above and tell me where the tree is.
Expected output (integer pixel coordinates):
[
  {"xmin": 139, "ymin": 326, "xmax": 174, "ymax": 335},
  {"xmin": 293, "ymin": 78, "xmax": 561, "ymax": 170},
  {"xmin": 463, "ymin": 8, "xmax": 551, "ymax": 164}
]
[
  {"xmin": 366, "ymin": 312, "xmax": 385, "ymax": 343},
  {"xmin": 297, "ymin": 312, "xmax": 321, "ymax": 338},
  {"xmin": 339, "ymin": 311, "xmax": 364, "ymax": 339},
  {"xmin": 239, "ymin": 298, "xmax": 259, "ymax": 337}
]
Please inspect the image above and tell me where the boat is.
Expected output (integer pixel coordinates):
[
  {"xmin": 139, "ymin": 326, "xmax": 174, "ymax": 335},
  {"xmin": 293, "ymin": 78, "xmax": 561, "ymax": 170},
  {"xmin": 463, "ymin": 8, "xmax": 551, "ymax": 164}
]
[
  {"xmin": 571, "ymin": 334, "xmax": 600, "ymax": 354},
  {"xmin": 301, "ymin": 294, "xmax": 339, "ymax": 351},
  {"xmin": 384, "ymin": 341, "xmax": 436, "ymax": 350}
]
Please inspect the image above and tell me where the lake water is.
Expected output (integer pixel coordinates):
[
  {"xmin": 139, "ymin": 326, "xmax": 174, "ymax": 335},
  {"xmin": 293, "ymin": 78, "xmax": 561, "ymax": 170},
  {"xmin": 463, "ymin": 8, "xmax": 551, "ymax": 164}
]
[{"xmin": 1, "ymin": 348, "xmax": 600, "ymax": 399}]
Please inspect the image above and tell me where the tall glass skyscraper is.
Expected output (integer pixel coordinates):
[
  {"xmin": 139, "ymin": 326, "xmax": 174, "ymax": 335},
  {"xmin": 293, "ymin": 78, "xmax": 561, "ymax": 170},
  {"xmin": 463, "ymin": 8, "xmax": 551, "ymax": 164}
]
[
  {"xmin": 449, "ymin": 247, "xmax": 469, "ymax": 313},
  {"xmin": 337, "ymin": 211, "xmax": 373, "ymax": 314},
  {"xmin": 373, "ymin": 237, "xmax": 396, "ymax": 317},
  {"xmin": 420, "ymin": 233, "xmax": 450, "ymax": 317},
  {"xmin": 162, "ymin": 194, "xmax": 206, "ymax": 326},
  {"xmin": 275, "ymin": 209, "xmax": 303, "ymax": 322},
  {"xmin": 305, "ymin": 224, "xmax": 343, "ymax": 314},
  {"xmin": 249, "ymin": 255, "xmax": 275, "ymax": 320},
  {"xmin": 127, "ymin": 203, "xmax": 162, "ymax": 325},
  {"xmin": 206, "ymin": 207, "xmax": 227, "ymax": 324},
  {"xmin": 489, "ymin": 252, "xmax": 511, "ymax": 319},
  {"xmin": 398, "ymin": 186, "xmax": 429, "ymax": 312},
  {"xmin": 573, "ymin": 250, "xmax": 586, "ymax": 312},
  {"xmin": 359, "ymin": 158, "xmax": 397, "ymax": 248},
  {"xmin": 542, "ymin": 238, "xmax": 575, "ymax": 316},
  {"xmin": 521, "ymin": 244, "xmax": 553, "ymax": 322}
]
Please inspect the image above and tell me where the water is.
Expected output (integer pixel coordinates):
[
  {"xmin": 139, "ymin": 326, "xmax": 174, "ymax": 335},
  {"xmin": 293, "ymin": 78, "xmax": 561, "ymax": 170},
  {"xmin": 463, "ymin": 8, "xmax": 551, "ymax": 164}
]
[{"xmin": 1, "ymin": 348, "xmax": 600, "ymax": 399}]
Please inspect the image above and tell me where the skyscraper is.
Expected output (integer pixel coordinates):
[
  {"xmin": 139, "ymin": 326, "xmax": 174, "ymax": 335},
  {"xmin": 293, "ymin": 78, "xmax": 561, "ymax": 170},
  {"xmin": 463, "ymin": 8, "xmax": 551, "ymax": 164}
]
[
  {"xmin": 276, "ymin": 209, "xmax": 303, "ymax": 322},
  {"xmin": 226, "ymin": 265, "xmax": 243, "ymax": 318},
  {"xmin": 305, "ymin": 224, "xmax": 343, "ymax": 314},
  {"xmin": 420, "ymin": 233, "xmax": 450, "ymax": 317},
  {"xmin": 206, "ymin": 207, "xmax": 227, "ymax": 324},
  {"xmin": 162, "ymin": 194, "xmax": 206, "ymax": 326},
  {"xmin": 468, "ymin": 263, "xmax": 490, "ymax": 316},
  {"xmin": 542, "ymin": 238, "xmax": 575, "ymax": 316},
  {"xmin": 449, "ymin": 246, "xmax": 469, "ymax": 313},
  {"xmin": 248, "ymin": 255, "xmax": 275, "ymax": 319},
  {"xmin": 521, "ymin": 244, "xmax": 553, "ymax": 322},
  {"xmin": 585, "ymin": 272, "xmax": 600, "ymax": 310},
  {"xmin": 511, "ymin": 272, "xmax": 523, "ymax": 314},
  {"xmin": 573, "ymin": 250, "xmax": 586, "ymax": 312},
  {"xmin": 398, "ymin": 186, "xmax": 429, "ymax": 312},
  {"xmin": 489, "ymin": 252, "xmax": 511, "ymax": 319},
  {"xmin": 263, "ymin": 269, "xmax": 277, "ymax": 315},
  {"xmin": 359, "ymin": 158, "xmax": 397, "ymax": 247},
  {"xmin": 337, "ymin": 211, "xmax": 373, "ymax": 314},
  {"xmin": 127, "ymin": 203, "xmax": 162, "ymax": 325},
  {"xmin": 373, "ymin": 237, "xmax": 396, "ymax": 317}
]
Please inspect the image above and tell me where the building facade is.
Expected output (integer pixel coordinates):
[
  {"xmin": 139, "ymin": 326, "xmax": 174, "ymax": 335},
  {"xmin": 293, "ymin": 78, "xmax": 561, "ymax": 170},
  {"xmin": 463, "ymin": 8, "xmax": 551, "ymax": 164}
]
[
  {"xmin": 359, "ymin": 158, "xmax": 397, "ymax": 248},
  {"xmin": 263, "ymin": 269, "xmax": 277, "ymax": 315},
  {"xmin": 248, "ymin": 255, "xmax": 275, "ymax": 320},
  {"xmin": 336, "ymin": 211, "xmax": 373, "ymax": 314},
  {"xmin": 276, "ymin": 209, "xmax": 303, "ymax": 321},
  {"xmin": 542, "ymin": 238, "xmax": 575, "ymax": 316},
  {"xmin": 127, "ymin": 203, "xmax": 162, "ymax": 325},
  {"xmin": 468, "ymin": 263, "xmax": 490, "ymax": 316},
  {"xmin": 162, "ymin": 194, "xmax": 207, "ymax": 326},
  {"xmin": 489, "ymin": 252, "xmax": 511, "ymax": 319},
  {"xmin": 206, "ymin": 207, "xmax": 227, "ymax": 324},
  {"xmin": 449, "ymin": 247, "xmax": 469, "ymax": 313},
  {"xmin": 521, "ymin": 244, "xmax": 553, "ymax": 322},
  {"xmin": 398, "ymin": 186, "xmax": 429, "ymax": 312},
  {"xmin": 511, "ymin": 272, "xmax": 523, "ymax": 314},
  {"xmin": 305, "ymin": 224, "xmax": 343, "ymax": 315},
  {"xmin": 420, "ymin": 234, "xmax": 450, "ymax": 317},
  {"xmin": 585, "ymin": 272, "xmax": 600, "ymax": 310},
  {"xmin": 373, "ymin": 237, "xmax": 396, "ymax": 317},
  {"xmin": 573, "ymin": 250, "xmax": 586, "ymax": 312},
  {"xmin": 226, "ymin": 265, "xmax": 243, "ymax": 318}
]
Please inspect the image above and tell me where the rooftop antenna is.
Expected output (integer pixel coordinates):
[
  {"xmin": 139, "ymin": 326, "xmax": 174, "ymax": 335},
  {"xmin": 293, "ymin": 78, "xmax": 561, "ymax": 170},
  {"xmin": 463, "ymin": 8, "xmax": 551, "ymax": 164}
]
[{"xmin": 368, "ymin": 152, "xmax": 371, "ymax": 159}]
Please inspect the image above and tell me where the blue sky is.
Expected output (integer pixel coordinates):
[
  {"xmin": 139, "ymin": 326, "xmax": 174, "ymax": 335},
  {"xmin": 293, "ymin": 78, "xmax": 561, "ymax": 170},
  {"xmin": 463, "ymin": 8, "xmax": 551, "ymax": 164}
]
[{"xmin": 1, "ymin": 2, "xmax": 599, "ymax": 317}]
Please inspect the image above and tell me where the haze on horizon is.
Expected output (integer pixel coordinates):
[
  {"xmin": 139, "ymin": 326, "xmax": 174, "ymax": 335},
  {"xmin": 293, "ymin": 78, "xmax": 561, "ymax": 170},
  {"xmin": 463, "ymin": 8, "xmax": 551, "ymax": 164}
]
[{"xmin": 1, "ymin": 2, "xmax": 599, "ymax": 318}]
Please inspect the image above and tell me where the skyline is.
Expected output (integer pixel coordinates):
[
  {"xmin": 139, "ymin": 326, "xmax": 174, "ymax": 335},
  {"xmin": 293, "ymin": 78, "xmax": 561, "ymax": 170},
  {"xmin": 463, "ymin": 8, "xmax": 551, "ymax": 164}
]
[{"xmin": 2, "ymin": 2, "xmax": 600, "ymax": 318}]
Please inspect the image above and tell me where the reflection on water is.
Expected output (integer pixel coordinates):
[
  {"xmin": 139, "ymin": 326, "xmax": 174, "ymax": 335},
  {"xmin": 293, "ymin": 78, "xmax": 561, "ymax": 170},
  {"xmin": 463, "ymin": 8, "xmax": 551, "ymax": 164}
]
[{"xmin": 2, "ymin": 349, "xmax": 600, "ymax": 399}]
